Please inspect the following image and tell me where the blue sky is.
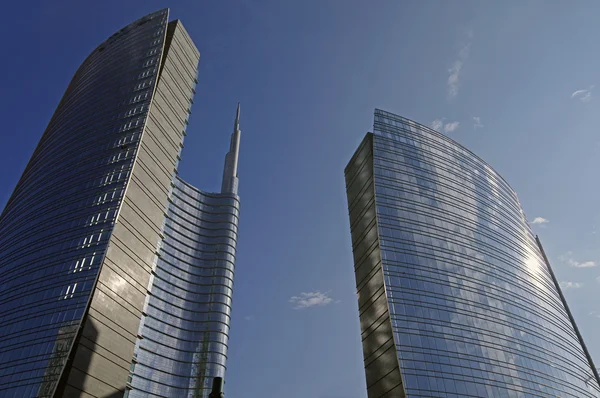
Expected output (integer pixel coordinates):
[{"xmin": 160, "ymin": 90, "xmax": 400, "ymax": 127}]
[{"xmin": 1, "ymin": 1, "xmax": 600, "ymax": 397}]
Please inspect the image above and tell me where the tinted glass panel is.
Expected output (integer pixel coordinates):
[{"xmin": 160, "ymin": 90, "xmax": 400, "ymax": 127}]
[
  {"xmin": 372, "ymin": 109, "xmax": 600, "ymax": 397},
  {"xmin": 0, "ymin": 10, "xmax": 168, "ymax": 397}
]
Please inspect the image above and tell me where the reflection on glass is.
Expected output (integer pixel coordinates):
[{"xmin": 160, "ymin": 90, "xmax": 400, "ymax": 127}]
[
  {"xmin": 0, "ymin": 9, "xmax": 169, "ymax": 397},
  {"xmin": 127, "ymin": 178, "xmax": 239, "ymax": 398},
  {"xmin": 347, "ymin": 109, "xmax": 600, "ymax": 397}
]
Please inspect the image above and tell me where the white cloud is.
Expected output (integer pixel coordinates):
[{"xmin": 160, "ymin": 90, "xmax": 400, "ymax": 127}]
[
  {"xmin": 431, "ymin": 119, "xmax": 444, "ymax": 131},
  {"xmin": 560, "ymin": 251, "xmax": 597, "ymax": 268},
  {"xmin": 431, "ymin": 119, "xmax": 460, "ymax": 133},
  {"xmin": 289, "ymin": 291, "xmax": 334, "ymax": 309},
  {"xmin": 244, "ymin": 315, "xmax": 254, "ymax": 321},
  {"xmin": 590, "ymin": 311, "xmax": 600, "ymax": 318},
  {"xmin": 448, "ymin": 35, "xmax": 472, "ymax": 99},
  {"xmin": 559, "ymin": 281, "xmax": 583, "ymax": 289},
  {"xmin": 577, "ymin": 261, "xmax": 596, "ymax": 268},
  {"xmin": 444, "ymin": 121, "xmax": 460, "ymax": 133},
  {"xmin": 531, "ymin": 217, "xmax": 549, "ymax": 225},
  {"xmin": 571, "ymin": 85, "xmax": 594, "ymax": 102},
  {"xmin": 473, "ymin": 116, "xmax": 483, "ymax": 129}
]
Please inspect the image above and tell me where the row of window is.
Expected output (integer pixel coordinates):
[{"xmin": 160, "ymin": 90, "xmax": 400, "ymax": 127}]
[
  {"xmin": 0, "ymin": 11, "xmax": 167, "ymax": 396},
  {"xmin": 129, "ymin": 179, "xmax": 238, "ymax": 397},
  {"xmin": 370, "ymin": 112, "xmax": 599, "ymax": 397}
]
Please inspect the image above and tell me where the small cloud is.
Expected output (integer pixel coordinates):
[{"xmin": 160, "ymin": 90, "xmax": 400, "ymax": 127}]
[
  {"xmin": 571, "ymin": 85, "xmax": 594, "ymax": 103},
  {"xmin": 448, "ymin": 47, "xmax": 470, "ymax": 99},
  {"xmin": 473, "ymin": 116, "xmax": 483, "ymax": 129},
  {"xmin": 448, "ymin": 33, "xmax": 472, "ymax": 99},
  {"xmin": 244, "ymin": 316, "xmax": 254, "ymax": 321},
  {"xmin": 559, "ymin": 281, "xmax": 583, "ymax": 289},
  {"xmin": 531, "ymin": 217, "xmax": 549, "ymax": 225},
  {"xmin": 334, "ymin": 300, "xmax": 342, "ymax": 304},
  {"xmin": 444, "ymin": 121, "xmax": 460, "ymax": 133},
  {"xmin": 432, "ymin": 119, "xmax": 460, "ymax": 133},
  {"xmin": 590, "ymin": 311, "xmax": 600, "ymax": 318},
  {"xmin": 577, "ymin": 261, "xmax": 596, "ymax": 268},
  {"xmin": 431, "ymin": 119, "xmax": 444, "ymax": 131},
  {"xmin": 289, "ymin": 291, "xmax": 334, "ymax": 309},
  {"xmin": 560, "ymin": 252, "xmax": 597, "ymax": 268}
]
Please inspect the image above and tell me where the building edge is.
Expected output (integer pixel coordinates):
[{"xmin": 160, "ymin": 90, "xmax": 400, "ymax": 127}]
[
  {"xmin": 58, "ymin": 14, "xmax": 199, "ymax": 397},
  {"xmin": 345, "ymin": 132, "xmax": 405, "ymax": 398},
  {"xmin": 535, "ymin": 235, "xmax": 600, "ymax": 389}
]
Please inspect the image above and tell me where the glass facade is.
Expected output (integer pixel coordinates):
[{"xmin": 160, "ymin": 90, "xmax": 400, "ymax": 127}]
[
  {"xmin": 127, "ymin": 178, "xmax": 239, "ymax": 397},
  {"xmin": 0, "ymin": 8, "xmax": 239, "ymax": 398},
  {"xmin": 0, "ymin": 9, "xmax": 169, "ymax": 397},
  {"xmin": 346, "ymin": 109, "xmax": 600, "ymax": 397}
]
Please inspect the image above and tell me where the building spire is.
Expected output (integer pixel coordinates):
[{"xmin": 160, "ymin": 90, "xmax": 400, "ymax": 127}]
[{"xmin": 221, "ymin": 103, "xmax": 241, "ymax": 194}]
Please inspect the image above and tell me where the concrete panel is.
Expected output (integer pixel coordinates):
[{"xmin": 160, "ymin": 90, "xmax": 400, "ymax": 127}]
[
  {"xmin": 380, "ymin": 384, "xmax": 405, "ymax": 398},
  {"xmin": 345, "ymin": 133, "xmax": 404, "ymax": 398},
  {"xmin": 88, "ymin": 289, "xmax": 142, "ymax": 337},
  {"xmin": 144, "ymin": 116, "xmax": 181, "ymax": 153},
  {"xmin": 358, "ymin": 282, "xmax": 385, "ymax": 311},
  {"xmin": 68, "ymin": 360, "xmax": 124, "ymax": 396},
  {"xmin": 350, "ymin": 203, "xmax": 377, "ymax": 246},
  {"xmin": 118, "ymin": 180, "xmax": 165, "ymax": 229},
  {"xmin": 117, "ymin": 201, "xmax": 163, "ymax": 245},
  {"xmin": 364, "ymin": 333, "xmax": 396, "ymax": 365},
  {"xmin": 365, "ymin": 344, "xmax": 401, "ymax": 388},
  {"xmin": 137, "ymin": 137, "xmax": 177, "ymax": 176},
  {"xmin": 62, "ymin": 384, "xmax": 99, "ymax": 398},
  {"xmin": 132, "ymin": 161, "xmax": 173, "ymax": 201},
  {"xmin": 356, "ymin": 258, "xmax": 384, "ymax": 293},
  {"xmin": 359, "ymin": 289, "xmax": 388, "ymax": 331},
  {"xmin": 108, "ymin": 222, "xmax": 157, "ymax": 265},
  {"xmin": 87, "ymin": 310, "xmax": 137, "ymax": 346},
  {"xmin": 367, "ymin": 370, "xmax": 402, "ymax": 398},
  {"xmin": 95, "ymin": 264, "xmax": 147, "ymax": 315},
  {"xmin": 354, "ymin": 244, "xmax": 381, "ymax": 285},
  {"xmin": 78, "ymin": 333, "xmax": 130, "ymax": 370},
  {"xmin": 353, "ymin": 221, "xmax": 378, "ymax": 264},
  {"xmin": 102, "ymin": 239, "xmax": 153, "ymax": 282},
  {"xmin": 357, "ymin": 261, "xmax": 384, "ymax": 297},
  {"xmin": 129, "ymin": 171, "xmax": 170, "ymax": 210}
]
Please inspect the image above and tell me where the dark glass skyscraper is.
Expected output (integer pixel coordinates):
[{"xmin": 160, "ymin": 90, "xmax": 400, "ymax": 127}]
[
  {"xmin": 345, "ymin": 109, "xmax": 600, "ymax": 397},
  {"xmin": 0, "ymin": 9, "xmax": 240, "ymax": 398}
]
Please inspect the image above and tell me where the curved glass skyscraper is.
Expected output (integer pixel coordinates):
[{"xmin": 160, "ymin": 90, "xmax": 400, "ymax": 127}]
[
  {"xmin": 127, "ymin": 108, "xmax": 241, "ymax": 397},
  {"xmin": 0, "ymin": 9, "xmax": 240, "ymax": 398},
  {"xmin": 345, "ymin": 109, "xmax": 600, "ymax": 397}
]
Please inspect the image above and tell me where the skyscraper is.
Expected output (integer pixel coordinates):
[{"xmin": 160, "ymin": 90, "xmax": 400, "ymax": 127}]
[
  {"xmin": 126, "ymin": 106, "xmax": 241, "ymax": 397},
  {"xmin": 0, "ymin": 9, "xmax": 240, "ymax": 398},
  {"xmin": 345, "ymin": 109, "xmax": 600, "ymax": 397}
]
